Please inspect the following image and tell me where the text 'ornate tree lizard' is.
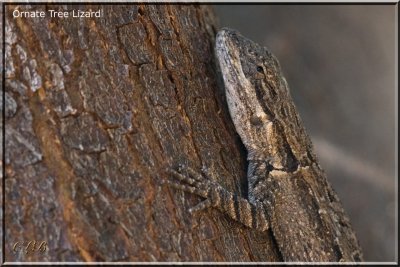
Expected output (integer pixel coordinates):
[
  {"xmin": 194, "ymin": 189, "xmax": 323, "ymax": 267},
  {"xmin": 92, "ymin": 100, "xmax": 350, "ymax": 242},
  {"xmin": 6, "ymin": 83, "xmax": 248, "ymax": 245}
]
[{"xmin": 167, "ymin": 28, "xmax": 363, "ymax": 262}]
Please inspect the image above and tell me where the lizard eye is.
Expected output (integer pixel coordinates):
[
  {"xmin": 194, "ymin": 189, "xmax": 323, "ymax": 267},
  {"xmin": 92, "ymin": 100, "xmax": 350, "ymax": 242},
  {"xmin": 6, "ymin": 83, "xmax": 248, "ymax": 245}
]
[
  {"xmin": 250, "ymin": 115, "xmax": 263, "ymax": 126},
  {"xmin": 256, "ymin": 66, "xmax": 264, "ymax": 73}
]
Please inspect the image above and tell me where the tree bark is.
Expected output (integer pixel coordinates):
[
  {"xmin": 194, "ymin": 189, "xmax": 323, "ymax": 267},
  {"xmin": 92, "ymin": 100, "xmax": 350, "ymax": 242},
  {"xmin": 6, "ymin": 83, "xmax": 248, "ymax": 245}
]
[{"xmin": 4, "ymin": 4, "xmax": 282, "ymax": 262}]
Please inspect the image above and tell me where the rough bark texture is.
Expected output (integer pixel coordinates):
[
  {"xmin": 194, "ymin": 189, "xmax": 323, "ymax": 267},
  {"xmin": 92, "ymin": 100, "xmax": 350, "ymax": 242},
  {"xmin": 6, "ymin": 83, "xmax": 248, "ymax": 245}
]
[{"xmin": 3, "ymin": 4, "xmax": 282, "ymax": 262}]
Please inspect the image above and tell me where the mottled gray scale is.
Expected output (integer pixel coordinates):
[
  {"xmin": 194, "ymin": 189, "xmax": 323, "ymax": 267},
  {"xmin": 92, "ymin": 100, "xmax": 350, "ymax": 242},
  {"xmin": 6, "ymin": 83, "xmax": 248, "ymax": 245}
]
[
  {"xmin": 218, "ymin": 187, "xmax": 228, "ymax": 213},
  {"xmin": 167, "ymin": 28, "xmax": 363, "ymax": 262},
  {"xmin": 233, "ymin": 194, "xmax": 241, "ymax": 222},
  {"xmin": 250, "ymin": 204, "xmax": 258, "ymax": 229}
]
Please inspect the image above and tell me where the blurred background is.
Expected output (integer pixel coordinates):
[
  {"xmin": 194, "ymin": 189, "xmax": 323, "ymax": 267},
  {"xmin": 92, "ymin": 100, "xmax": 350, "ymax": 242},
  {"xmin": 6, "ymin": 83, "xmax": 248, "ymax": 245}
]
[{"xmin": 214, "ymin": 5, "xmax": 396, "ymax": 262}]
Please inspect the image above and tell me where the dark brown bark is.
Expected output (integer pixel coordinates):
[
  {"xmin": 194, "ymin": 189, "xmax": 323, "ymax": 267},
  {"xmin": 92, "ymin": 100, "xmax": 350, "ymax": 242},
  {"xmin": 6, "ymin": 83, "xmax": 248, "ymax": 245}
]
[{"xmin": 3, "ymin": 4, "xmax": 281, "ymax": 262}]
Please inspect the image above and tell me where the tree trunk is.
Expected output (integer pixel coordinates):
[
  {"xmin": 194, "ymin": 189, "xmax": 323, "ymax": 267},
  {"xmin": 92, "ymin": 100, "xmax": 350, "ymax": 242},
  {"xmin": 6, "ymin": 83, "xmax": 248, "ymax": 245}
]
[{"xmin": 4, "ymin": 4, "xmax": 282, "ymax": 262}]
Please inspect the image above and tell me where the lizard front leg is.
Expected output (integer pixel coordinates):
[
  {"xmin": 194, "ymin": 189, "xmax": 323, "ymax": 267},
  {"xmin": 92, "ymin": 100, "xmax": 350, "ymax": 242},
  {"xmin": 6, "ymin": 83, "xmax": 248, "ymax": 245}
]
[{"xmin": 166, "ymin": 165, "xmax": 269, "ymax": 232}]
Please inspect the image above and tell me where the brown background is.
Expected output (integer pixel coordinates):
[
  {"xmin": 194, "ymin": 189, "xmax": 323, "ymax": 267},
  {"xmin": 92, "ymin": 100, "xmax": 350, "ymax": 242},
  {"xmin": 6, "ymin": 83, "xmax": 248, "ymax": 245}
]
[{"xmin": 214, "ymin": 4, "xmax": 396, "ymax": 262}]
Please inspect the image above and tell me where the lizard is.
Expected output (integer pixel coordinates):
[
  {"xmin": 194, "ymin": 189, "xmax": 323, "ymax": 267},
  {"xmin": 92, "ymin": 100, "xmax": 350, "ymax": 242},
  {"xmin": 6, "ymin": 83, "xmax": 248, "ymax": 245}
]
[{"xmin": 166, "ymin": 28, "xmax": 363, "ymax": 262}]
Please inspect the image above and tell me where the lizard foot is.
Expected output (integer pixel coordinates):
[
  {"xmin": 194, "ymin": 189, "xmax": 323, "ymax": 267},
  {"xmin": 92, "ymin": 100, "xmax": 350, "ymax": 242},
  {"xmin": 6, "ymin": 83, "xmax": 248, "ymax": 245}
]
[
  {"xmin": 166, "ymin": 163, "xmax": 270, "ymax": 232},
  {"xmin": 166, "ymin": 164, "xmax": 218, "ymax": 213}
]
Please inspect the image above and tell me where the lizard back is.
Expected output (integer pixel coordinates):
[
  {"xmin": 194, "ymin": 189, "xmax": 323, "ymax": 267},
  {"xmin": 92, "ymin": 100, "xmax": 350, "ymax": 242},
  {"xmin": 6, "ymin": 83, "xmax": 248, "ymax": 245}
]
[{"xmin": 215, "ymin": 28, "xmax": 363, "ymax": 261}]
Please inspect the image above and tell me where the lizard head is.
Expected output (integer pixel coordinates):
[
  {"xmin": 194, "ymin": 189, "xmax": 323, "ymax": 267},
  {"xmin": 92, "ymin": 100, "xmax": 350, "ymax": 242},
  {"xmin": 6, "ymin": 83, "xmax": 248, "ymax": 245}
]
[{"xmin": 216, "ymin": 28, "xmax": 308, "ymax": 168}]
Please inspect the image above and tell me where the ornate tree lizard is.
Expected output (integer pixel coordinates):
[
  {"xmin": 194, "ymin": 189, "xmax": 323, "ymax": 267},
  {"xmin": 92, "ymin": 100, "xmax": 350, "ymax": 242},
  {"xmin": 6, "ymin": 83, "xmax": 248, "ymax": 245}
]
[{"xmin": 167, "ymin": 28, "xmax": 363, "ymax": 262}]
